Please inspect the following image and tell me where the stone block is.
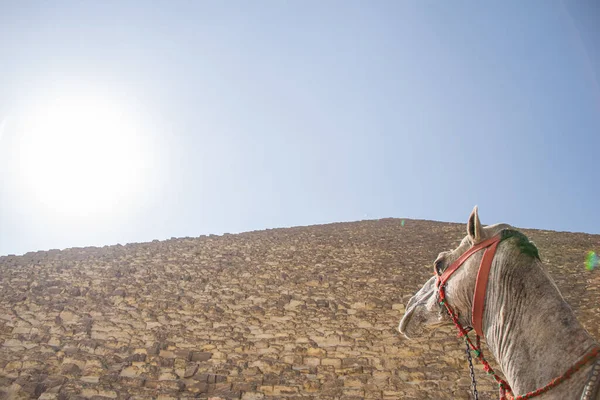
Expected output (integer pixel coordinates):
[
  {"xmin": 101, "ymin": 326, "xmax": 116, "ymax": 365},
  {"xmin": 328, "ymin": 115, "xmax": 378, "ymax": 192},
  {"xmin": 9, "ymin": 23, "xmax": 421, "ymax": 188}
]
[
  {"xmin": 191, "ymin": 351, "xmax": 213, "ymax": 362},
  {"xmin": 321, "ymin": 358, "xmax": 342, "ymax": 368},
  {"xmin": 303, "ymin": 357, "xmax": 320, "ymax": 366},
  {"xmin": 273, "ymin": 385, "xmax": 299, "ymax": 395}
]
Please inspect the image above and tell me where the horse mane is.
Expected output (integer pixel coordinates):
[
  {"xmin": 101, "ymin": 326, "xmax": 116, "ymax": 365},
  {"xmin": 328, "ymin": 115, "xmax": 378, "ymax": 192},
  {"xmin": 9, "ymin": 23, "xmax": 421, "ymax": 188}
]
[{"xmin": 499, "ymin": 229, "xmax": 540, "ymax": 260}]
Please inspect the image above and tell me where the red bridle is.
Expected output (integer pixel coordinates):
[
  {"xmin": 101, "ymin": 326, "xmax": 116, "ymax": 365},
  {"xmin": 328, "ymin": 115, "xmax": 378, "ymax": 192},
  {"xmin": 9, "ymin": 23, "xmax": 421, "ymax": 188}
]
[
  {"xmin": 434, "ymin": 232, "xmax": 600, "ymax": 400},
  {"xmin": 435, "ymin": 234, "xmax": 501, "ymax": 336}
]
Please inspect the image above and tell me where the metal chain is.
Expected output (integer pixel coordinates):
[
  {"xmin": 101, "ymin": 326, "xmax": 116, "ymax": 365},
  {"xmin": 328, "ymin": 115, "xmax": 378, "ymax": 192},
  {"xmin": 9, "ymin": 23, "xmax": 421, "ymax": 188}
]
[{"xmin": 465, "ymin": 339, "xmax": 479, "ymax": 400}]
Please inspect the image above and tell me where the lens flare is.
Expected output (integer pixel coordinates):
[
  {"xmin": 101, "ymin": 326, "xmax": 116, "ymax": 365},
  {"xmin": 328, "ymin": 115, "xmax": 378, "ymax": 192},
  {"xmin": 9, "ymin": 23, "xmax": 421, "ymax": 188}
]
[
  {"xmin": 401, "ymin": 220, "xmax": 405, "ymax": 227},
  {"xmin": 585, "ymin": 251, "xmax": 598, "ymax": 271}
]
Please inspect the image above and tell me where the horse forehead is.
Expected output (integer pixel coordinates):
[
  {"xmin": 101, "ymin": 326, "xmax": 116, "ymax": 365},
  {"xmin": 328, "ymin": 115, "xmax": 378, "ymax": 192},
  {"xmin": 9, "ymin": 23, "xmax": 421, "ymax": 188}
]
[{"xmin": 450, "ymin": 236, "xmax": 471, "ymax": 254}]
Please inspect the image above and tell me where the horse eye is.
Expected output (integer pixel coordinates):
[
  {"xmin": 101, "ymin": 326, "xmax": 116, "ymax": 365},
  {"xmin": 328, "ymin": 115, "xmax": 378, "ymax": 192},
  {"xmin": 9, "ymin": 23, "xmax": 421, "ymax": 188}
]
[{"xmin": 434, "ymin": 259, "xmax": 444, "ymax": 276}]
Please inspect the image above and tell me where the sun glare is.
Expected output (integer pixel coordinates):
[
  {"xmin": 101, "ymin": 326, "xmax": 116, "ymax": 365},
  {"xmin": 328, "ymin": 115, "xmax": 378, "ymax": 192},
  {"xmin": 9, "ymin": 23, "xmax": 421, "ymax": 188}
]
[{"xmin": 10, "ymin": 86, "xmax": 158, "ymax": 223}]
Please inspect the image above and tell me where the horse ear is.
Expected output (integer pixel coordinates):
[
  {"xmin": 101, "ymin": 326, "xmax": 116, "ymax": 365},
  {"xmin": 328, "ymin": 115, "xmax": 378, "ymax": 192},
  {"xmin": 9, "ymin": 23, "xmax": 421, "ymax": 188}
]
[{"xmin": 467, "ymin": 206, "xmax": 484, "ymax": 244}]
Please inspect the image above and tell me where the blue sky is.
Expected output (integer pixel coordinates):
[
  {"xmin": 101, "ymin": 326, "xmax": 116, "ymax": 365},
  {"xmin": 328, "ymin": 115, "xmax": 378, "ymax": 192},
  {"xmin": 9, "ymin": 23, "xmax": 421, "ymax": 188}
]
[{"xmin": 0, "ymin": 1, "xmax": 599, "ymax": 256}]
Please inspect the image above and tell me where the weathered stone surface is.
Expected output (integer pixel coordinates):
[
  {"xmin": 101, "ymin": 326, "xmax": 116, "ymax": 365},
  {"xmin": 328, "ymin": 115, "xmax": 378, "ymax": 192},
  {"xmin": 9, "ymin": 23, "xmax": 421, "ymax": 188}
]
[{"xmin": 0, "ymin": 219, "xmax": 599, "ymax": 399}]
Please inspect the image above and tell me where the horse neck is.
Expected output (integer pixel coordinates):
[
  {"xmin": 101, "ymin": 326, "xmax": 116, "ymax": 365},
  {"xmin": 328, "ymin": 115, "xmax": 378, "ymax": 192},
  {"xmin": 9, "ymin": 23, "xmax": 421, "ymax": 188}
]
[{"xmin": 482, "ymin": 254, "xmax": 598, "ymax": 397}]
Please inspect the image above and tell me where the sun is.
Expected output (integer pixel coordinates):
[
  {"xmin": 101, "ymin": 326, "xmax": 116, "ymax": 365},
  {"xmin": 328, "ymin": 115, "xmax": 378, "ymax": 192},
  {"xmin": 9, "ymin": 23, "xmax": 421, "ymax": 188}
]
[{"xmin": 10, "ymin": 86, "xmax": 157, "ymax": 223}]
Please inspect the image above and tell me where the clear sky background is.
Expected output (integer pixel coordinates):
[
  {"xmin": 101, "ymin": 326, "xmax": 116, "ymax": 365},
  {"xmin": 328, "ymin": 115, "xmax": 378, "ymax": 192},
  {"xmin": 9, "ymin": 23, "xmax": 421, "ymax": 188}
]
[{"xmin": 0, "ymin": 1, "xmax": 599, "ymax": 256}]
